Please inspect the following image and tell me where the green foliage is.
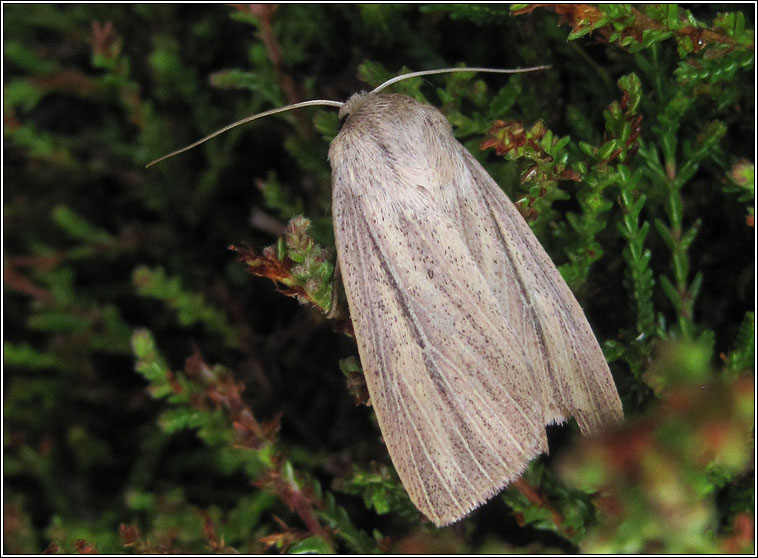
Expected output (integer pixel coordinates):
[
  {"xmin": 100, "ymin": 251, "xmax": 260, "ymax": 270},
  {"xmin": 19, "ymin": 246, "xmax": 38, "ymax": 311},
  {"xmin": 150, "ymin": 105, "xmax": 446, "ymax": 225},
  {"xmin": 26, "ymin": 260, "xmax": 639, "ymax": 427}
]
[
  {"xmin": 132, "ymin": 266, "xmax": 241, "ymax": 348},
  {"xmin": 501, "ymin": 462, "xmax": 598, "ymax": 545},
  {"xmin": 559, "ymin": 341, "xmax": 754, "ymax": 553},
  {"xmin": 724, "ymin": 159, "xmax": 755, "ymax": 223},
  {"xmin": 611, "ymin": 165, "xmax": 655, "ymax": 376},
  {"xmin": 4, "ymin": 3, "xmax": 753, "ymax": 554},
  {"xmin": 722, "ymin": 312, "xmax": 755, "ymax": 377},
  {"xmin": 231, "ymin": 216, "xmax": 335, "ymax": 312},
  {"xmin": 334, "ymin": 463, "xmax": 421, "ymax": 523},
  {"xmin": 131, "ymin": 329, "xmax": 376, "ymax": 553},
  {"xmin": 559, "ymin": 73, "xmax": 643, "ymax": 287},
  {"xmin": 421, "ymin": 4, "xmax": 512, "ymax": 25}
]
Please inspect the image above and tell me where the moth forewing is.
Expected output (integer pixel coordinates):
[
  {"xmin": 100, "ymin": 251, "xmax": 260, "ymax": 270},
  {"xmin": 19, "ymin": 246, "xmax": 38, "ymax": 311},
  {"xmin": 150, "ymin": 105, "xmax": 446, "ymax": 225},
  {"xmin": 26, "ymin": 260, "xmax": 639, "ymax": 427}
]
[{"xmin": 329, "ymin": 92, "xmax": 622, "ymax": 526}]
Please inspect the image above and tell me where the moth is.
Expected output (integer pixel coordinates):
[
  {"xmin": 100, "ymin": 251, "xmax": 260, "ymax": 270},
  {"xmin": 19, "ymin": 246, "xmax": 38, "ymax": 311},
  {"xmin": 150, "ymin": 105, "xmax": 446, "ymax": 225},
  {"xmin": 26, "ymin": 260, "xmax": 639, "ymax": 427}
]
[{"xmin": 149, "ymin": 67, "xmax": 624, "ymax": 527}]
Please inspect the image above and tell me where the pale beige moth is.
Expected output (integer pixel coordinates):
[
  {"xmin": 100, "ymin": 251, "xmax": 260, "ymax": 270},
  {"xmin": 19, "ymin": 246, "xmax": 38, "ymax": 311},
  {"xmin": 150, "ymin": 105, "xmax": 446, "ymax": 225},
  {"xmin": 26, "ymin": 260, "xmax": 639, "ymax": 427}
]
[{"xmin": 149, "ymin": 68, "xmax": 624, "ymax": 527}]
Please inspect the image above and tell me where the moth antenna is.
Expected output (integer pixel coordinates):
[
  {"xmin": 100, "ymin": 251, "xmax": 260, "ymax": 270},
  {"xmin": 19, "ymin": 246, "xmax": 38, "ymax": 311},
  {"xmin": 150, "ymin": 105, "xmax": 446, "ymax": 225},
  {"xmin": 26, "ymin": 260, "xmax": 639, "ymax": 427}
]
[
  {"xmin": 146, "ymin": 99, "xmax": 344, "ymax": 168},
  {"xmin": 371, "ymin": 65, "xmax": 551, "ymax": 94}
]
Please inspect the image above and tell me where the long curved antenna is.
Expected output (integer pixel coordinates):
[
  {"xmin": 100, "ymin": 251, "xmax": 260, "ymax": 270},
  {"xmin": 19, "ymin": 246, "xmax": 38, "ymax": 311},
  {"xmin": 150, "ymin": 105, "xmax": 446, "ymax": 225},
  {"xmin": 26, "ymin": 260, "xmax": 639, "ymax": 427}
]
[
  {"xmin": 147, "ymin": 66, "xmax": 551, "ymax": 168},
  {"xmin": 371, "ymin": 65, "xmax": 551, "ymax": 94},
  {"xmin": 146, "ymin": 99, "xmax": 344, "ymax": 168}
]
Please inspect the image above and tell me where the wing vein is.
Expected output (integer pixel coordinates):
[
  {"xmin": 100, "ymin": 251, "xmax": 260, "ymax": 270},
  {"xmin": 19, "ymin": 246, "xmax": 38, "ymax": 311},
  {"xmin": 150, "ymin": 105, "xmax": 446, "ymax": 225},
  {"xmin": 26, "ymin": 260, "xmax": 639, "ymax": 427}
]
[
  {"xmin": 357, "ymin": 212, "xmax": 476, "ymax": 513},
  {"xmin": 480, "ymin": 175, "xmax": 605, "ymax": 427}
]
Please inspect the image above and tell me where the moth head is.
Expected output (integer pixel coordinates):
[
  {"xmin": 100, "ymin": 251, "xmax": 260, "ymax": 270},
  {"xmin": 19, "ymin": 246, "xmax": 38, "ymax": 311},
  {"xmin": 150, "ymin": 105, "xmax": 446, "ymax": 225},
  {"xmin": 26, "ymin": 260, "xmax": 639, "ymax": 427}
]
[{"xmin": 338, "ymin": 91, "xmax": 372, "ymax": 121}]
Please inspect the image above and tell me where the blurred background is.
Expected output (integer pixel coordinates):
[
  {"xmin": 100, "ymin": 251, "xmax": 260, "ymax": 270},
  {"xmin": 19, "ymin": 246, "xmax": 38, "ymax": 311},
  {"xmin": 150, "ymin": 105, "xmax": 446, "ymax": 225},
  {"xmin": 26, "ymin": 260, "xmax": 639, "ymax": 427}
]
[{"xmin": 3, "ymin": 4, "xmax": 754, "ymax": 553}]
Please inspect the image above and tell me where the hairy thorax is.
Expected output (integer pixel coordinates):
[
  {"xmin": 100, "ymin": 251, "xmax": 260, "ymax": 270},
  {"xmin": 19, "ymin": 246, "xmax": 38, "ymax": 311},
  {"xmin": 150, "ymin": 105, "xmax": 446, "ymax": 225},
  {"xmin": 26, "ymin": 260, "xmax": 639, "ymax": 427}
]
[{"xmin": 329, "ymin": 93, "xmax": 467, "ymax": 207}]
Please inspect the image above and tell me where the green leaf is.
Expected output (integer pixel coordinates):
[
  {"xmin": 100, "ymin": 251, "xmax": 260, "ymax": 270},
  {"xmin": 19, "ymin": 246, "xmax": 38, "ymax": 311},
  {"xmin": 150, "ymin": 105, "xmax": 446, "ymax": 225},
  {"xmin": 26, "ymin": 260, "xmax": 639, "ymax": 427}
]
[{"xmin": 288, "ymin": 536, "xmax": 334, "ymax": 554}]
